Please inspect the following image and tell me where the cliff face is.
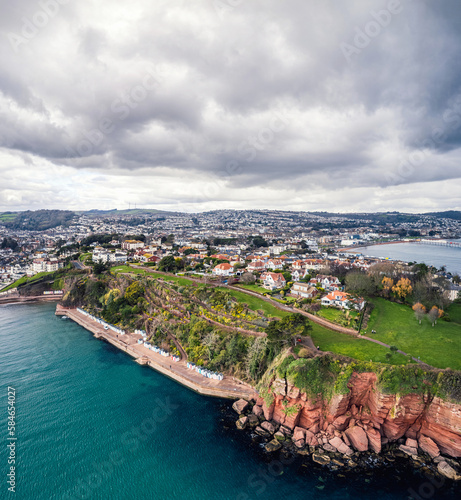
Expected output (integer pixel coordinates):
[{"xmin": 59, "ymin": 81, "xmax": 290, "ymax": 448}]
[{"xmin": 256, "ymin": 372, "xmax": 461, "ymax": 458}]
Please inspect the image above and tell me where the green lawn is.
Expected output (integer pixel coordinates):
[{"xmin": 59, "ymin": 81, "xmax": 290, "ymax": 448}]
[
  {"xmin": 110, "ymin": 265, "xmax": 194, "ymax": 286},
  {"xmin": 235, "ymin": 283, "xmax": 269, "ymax": 295},
  {"xmin": 447, "ymin": 301, "xmax": 461, "ymax": 324},
  {"xmin": 366, "ymin": 298, "xmax": 461, "ymax": 370},
  {"xmin": 222, "ymin": 287, "xmax": 290, "ymax": 319},
  {"xmin": 310, "ymin": 323, "xmax": 410, "ymax": 365},
  {"xmin": 0, "ymin": 271, "xmax": 60, "ymax": 292},
  {"xmin": 317, "ymin": 307, "xmax": 358, "ymax": 327}
]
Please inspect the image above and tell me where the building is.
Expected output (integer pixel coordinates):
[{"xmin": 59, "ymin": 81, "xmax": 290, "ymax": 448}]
[
  {"xmin": 290, "ymin": 282, "xmax": 318, "ymax": 299},
  {"xmin": 260, "ymin": 272, "xmax": 286, "ymax": 290},
  {"xmin": 321, "ymin": 291, "xmax": 364, "ymax": 310},
  {"xmin": 122, "ymin": 240, "xmax": 144, "ymax": 251},
  {"xmin": 212, "ymin": 263, "xmax": 234, "ymax": 276}
]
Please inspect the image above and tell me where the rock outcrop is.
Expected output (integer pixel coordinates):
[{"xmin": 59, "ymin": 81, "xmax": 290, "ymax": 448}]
[{"xmin": 251, "ymin": 374, "xmax": 461, "ymax": 461}]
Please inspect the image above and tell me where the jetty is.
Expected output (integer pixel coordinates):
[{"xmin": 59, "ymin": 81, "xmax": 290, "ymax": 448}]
[
  {"xmin": 412, "ymin": 239, "xmax": 461, "ymax": 249},
  {"xmin": 55, "ymin": 304, "xmax": 256, "ymax": 400}
]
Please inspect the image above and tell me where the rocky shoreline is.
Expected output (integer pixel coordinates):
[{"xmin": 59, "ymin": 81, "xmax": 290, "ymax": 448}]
[{"xmin": 232, "ymin": 398, "xmax": 461, "ymax": 482}]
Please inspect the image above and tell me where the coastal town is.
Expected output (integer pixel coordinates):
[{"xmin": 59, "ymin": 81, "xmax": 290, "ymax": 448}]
[{"xmin": 1, "ymin": 209, "xmax": 460, "ymax": 303}]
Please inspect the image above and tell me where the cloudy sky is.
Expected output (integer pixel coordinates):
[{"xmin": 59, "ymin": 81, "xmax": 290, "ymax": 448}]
[{"xmin": 1, "ymin": 0, "xmax": 461, "ymax": 213}]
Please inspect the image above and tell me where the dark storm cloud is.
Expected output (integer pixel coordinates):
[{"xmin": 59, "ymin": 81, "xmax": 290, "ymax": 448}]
[{"xmin": 0, "ymin": 0, "xmax": 460, "ymax": 211}]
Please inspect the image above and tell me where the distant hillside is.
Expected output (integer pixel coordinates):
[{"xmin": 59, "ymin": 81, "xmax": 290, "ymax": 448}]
[
  {"xmin": 1, "ymin": 210, "xmax": 75, "ymax": 231},
  {"xmin": 80, "ymin": 208, "xmax": 178, "ymax": 217},
  {"xmin": 424, "ymin": 211, "xmax": 461, "ymax": 221}
]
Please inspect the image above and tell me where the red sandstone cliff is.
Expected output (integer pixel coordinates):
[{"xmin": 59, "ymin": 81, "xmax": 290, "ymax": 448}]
[{"xmin": 255, "ymin": 372, "xmax": 461, "ymax": 459}]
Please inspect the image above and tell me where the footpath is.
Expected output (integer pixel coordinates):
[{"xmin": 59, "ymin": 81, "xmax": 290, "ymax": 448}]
[{"xmin": 56, "ymin": 304, "xmax": 257, "ymax": 400}]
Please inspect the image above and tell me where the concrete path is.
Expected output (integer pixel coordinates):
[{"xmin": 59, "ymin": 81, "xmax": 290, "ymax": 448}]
[{"xmin": 57, "ymin": 306, "xmax": 256, "ymax": 399}]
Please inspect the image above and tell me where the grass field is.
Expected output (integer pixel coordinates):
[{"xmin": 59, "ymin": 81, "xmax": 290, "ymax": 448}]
[
  {"xmin": 110, "ymin": 265, "xmax": 194, "ymax": 286},
  {"xmin": 220, "ymin": 287, "xmax": 290, "ymax": 319},
  {"xmin": 0, "ymin": 213, "xmax": 17, "ymax": 222},
  {"xmin": 1, "ymin": 271, "xmax": 60, "ymax": 292},
  {"xmin": 366, "ymin": 298, "xmax": 461, "ymax": 370},
  {"xmin": 235, "ymin": 283, "xmax": 269, "ymax": 295},
  {"xmin": 309, "ymin": 323, "xmax": 410, "ymax": 365},
  {"xmin": 317, "ymin": 307, "xmax": 358, "ymax": 327}
]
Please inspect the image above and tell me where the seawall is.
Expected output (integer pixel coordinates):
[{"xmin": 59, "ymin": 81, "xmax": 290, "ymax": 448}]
[{"xmin": 56, "ymin": 304, "xmax": 256, "ymax": 400}]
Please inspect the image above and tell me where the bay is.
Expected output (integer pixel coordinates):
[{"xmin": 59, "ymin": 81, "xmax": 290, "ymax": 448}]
[{"xmin": 345, "ymin": 239, "xmax": 461, "ymax": 275}]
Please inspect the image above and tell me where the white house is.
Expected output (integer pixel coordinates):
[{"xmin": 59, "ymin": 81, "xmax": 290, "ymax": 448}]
[
  {"xmin": 290, "ymin": 282, "xmax": 318, "ymax": 299},
  {"xmin": 212, "ymin": 263, "xmax": 234, "ymax": 277},
  {"xmin": 260, "ymin": 272, "xmax": 286, "ymax": 290}
]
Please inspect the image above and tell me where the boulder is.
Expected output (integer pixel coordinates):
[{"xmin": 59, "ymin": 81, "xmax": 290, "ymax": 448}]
[
  {"xmin": 252, "ymin": 405, "xmax": 263, "ymax": 418},
  {"xmin": 274, "ymin": 431, "xmax": 285, "ymax": 442},
  {"xmin": 345, "ymin": 426, "xmax": 369, "ymax": 452},
  {"xmin": 399, "ymin": 444, "xmax": 418, "ymax": 458},
  {"xmin": 305, "ymin": 430, "xmax": 319, "ymax": 447},
  {"xmin": 293, "ymin": 427, "xmax": 306, "ymax": 448},
  {"xmin": 265, "ymin": 439, "xmax": 282, "ymax": 453},
  {"xmin": 437, "ymin": 461, "xmax": 461, "ymax": 481},
  {"xmin": 233, "ymin": 399, "xmax": 249, "ymax": 415},
  {"xmin": 366, "ymin": 427, "xmax": 382, "ymax": 454},
  {"xmin": 323, "ymin": 443, "xmax": 336, "ymax": 453},
  {"xmin": 312, "ymin": 453, "xmax": 331, "ymax": 465},
  {"xmin": 247, "ymin": 414, "xmax": 259, "ymax": 427},
  {"xmin": 236, "ymin": 416, "xmax": 248, "ymax": 430},
  {"xmin": 255, "ymin": 426, "xmax": 271, "ymax": 437},
  {"xmin": 332, "ymin": 415, "xmax": 350, "ymax": 431},
  {"xmin": 418, "ymin": 435, "xmax": 440, "ymax": 459},
  {"xmin": 406, "ymin": 438, "xmax": 418, "ymax": 449},
  {"xmin": 261, "ymin": 421, "xmax": 276, "ymax": 435},
  {"xmin": 309, "ymin": 423, "xmax": 320, "ymax": 435},
  {"xmin": 329, "ymin": 436, "xmax": 353, "ymax": 456}
]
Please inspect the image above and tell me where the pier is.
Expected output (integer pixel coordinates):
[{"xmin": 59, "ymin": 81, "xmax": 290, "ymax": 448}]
[{"xmin": 412, "ymin": 239, "xmax": 461, "ymax": 249}]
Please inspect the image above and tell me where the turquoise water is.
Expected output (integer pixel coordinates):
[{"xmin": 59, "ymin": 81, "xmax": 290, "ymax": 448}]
[
  {"xmin": 346, "ymin": 239, "xmax": 461, "ymax": 275},
  {"xmin": 0, "ymin": 303, "xmax": 458, "ymax": 500}
]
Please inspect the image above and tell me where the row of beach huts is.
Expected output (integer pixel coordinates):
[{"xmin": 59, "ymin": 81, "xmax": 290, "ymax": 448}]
[{"xmin": 77, "ymin": 308, "xmax": 126, "ymax": 336}]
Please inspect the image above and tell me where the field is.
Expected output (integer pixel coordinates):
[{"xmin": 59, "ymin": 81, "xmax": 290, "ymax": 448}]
[
  {"xmin": 316, "ymin": 306, "xmax": 358, "ymax": 327},
  {"xmin": 220, "ymin": 287, "xmax": 290, "ymax": 319},
  {"xmin": 235, "ymin": 283, "xmax": 269, "ymax": 295},
  {"xmin": 0, "ymin": 213, "xmax": 17, "ymax": 222},
  {"xmin": 110, "ymin": 265, "xmax": 195, "ymax": 286},
  {"xmin": 366, "ymin": 298, "xmax": 461, "ymax": 370},
  {"xmin": 1, "ymin": 271, "xmax": 60, "ymax": 292},
  {"xmin": 309, "ymin": 324, "xmax": 410, "ymax": 365}
]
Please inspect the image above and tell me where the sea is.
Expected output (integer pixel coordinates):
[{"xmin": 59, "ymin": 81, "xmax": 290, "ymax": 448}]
[
  {"xmin": 0, "ymin": 302, "xmax": 459, "ymax": 500},
  {"xmin": 345, "ymin": 239, "xmax": 461, "ymax": 275}
]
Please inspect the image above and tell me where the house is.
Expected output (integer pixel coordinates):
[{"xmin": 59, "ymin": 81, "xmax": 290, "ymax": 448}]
[
  {"xmin": 310, "ymin": 275, "xmax": 341, "ymax": 290},
  {"xmin": 140, "ymin": 253, "xmax": 159, "ymax": 263},
  {"xmin": 247, "ymin": 260, "xmax": 266, "ymax": 272},
  {"xmin": 260, "ymin": 272, "xmax": 286, "ymax": 290},
  {"xmin": 212, "ymin": 263, "xmax": 234, "ymax": 277},
  {"xmin": 321, "ymin": 291, "xmax": 350, "ymax": 308},
  {"xmin": 122, "ymin": 240, "xmax": 144, "ymax": 251},
  {"xmin": 290, "ymin": 282, "xmax": 318, "ymax": 299},
  {"xmin": 292, "ymin": 260, "xmax": 305, "ymax": 271},
  {"xmin": 266, "ymin": 259, "xmax": 283, "ymax": 270},
  {"xmin": 321, "ymin": 291, "xmax": 365, "ymax": 310}
]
